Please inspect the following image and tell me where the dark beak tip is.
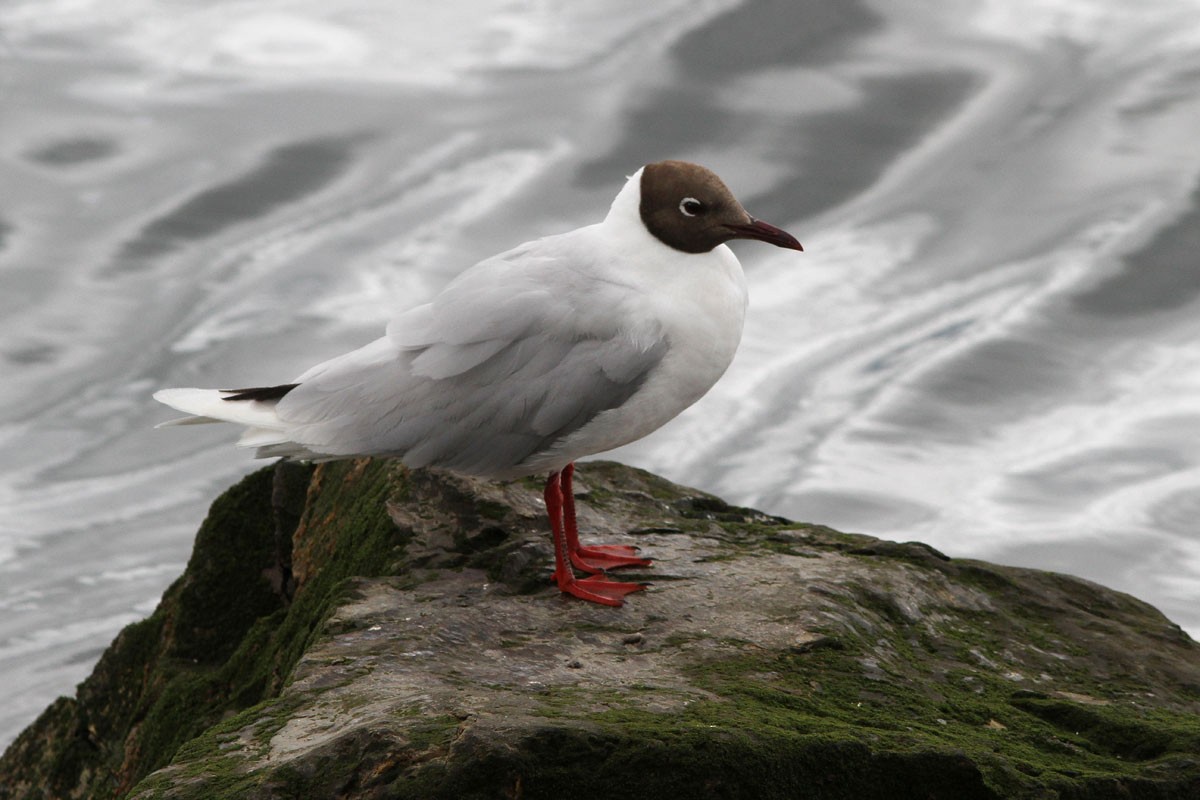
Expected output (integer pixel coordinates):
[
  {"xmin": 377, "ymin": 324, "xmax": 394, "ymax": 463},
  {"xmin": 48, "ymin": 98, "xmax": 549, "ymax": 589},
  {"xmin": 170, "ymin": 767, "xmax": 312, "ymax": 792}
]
[{"xmin": 729, "ymin": 218, "xmax": 804, "ymax": 252}]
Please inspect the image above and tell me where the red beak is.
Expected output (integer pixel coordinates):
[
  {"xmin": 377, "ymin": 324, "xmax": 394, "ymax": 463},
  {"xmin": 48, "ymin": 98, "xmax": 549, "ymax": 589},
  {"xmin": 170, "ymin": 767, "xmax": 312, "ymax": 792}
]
[{"xmin": 724, "ymin": 218, "xmax": 804, "ymax": 251}]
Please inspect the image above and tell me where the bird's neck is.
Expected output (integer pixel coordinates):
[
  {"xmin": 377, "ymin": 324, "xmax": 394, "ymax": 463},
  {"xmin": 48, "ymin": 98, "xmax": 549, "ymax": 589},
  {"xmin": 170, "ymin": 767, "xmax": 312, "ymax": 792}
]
[{"xmin": 604, "ymin": 167, "xmax": 645, "ymax": 227}]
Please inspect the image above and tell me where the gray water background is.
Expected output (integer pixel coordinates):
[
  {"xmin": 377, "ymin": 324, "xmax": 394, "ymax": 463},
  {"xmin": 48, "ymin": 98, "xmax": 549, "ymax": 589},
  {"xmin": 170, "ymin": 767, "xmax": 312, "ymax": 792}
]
[{"xmin": 3, "ymin": 0, "xmax": 1200, "ymax": 746}]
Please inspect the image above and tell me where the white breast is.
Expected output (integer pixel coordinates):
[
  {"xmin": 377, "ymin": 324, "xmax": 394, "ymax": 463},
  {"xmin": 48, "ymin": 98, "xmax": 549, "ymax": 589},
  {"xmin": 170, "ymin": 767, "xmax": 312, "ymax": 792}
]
[{"xmin": 523, "ymin": 220, "xmax": 749, "ymax": 473}]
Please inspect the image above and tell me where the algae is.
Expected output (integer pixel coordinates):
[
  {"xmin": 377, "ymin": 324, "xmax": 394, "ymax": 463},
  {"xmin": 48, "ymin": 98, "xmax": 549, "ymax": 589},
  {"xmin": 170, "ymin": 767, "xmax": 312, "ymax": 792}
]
[
  {"xmin": 4, "ymin": 459, "xmax": 1199, "ymax": 800},
  {"xmin": 0, "ymin": 459, "xmax": 415, "ymax": 799}
]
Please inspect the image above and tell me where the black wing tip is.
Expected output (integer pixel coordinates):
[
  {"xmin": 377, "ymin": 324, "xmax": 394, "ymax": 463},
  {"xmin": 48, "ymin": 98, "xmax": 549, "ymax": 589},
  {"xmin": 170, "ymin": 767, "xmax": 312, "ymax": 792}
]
[{"xmin": 221, "ymin": 383, "xmax": 300, "ymax": 402}]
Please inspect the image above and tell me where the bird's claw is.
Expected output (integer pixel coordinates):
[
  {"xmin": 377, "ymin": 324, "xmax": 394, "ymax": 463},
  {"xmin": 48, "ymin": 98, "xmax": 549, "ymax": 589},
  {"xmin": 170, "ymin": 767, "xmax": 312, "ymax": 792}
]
[
  {"xmin": 569, "ymin": 544, "xmax": 653, "ymax": 574},
  {"xmin": 554, "ymin": 572, "xmax": 649, "ymax": 607}
]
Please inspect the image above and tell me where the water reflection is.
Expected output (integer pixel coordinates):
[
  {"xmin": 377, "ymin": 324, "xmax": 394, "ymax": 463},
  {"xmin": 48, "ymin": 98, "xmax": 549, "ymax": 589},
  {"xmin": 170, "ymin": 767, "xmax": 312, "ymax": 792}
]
[
  {"xmin": 114, "ymin": 136, "xmax": 365, "ymax": 269},
  {"xmin": 3, "ymin": 0, "xmax": 1200, "ymax": 748}
]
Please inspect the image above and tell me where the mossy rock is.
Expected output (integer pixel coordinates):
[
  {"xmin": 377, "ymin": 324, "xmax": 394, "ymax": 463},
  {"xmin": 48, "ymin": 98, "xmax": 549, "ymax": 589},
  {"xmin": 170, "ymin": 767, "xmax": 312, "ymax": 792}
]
[{"xmin": 3, "ymin": 460, "xmax": 1199, "ymax": 799}]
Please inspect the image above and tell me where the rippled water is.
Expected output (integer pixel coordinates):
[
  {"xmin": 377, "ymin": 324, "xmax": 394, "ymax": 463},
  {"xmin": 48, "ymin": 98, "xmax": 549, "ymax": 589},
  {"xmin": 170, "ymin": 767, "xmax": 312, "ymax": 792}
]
[{"xmin": 3, "ymin": 0, "xmax": 1200, "ymax": 746}]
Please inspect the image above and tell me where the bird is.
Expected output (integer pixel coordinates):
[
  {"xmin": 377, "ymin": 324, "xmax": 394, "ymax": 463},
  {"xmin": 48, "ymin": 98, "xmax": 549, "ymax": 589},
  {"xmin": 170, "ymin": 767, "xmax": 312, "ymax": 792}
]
[{"xmin": 155, "ymin": 160, "xmax": 803, "ymax": 607}]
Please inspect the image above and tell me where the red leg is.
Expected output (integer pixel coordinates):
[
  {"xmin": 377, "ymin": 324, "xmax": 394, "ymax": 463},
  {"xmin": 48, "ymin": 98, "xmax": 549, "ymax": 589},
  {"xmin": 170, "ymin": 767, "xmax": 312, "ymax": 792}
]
[
  {"xmin": 545, "ymin": 469, "xmax": 646, "ymax": 607},
  {"xmin": 561, "ymin": 462, "xmax": 653, "ymax": 573}
]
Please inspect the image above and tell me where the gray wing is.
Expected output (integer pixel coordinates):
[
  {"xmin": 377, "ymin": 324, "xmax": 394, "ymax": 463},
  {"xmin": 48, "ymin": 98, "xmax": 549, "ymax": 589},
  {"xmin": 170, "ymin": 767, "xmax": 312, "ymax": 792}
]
[
  {"xmin": 273, "ymin": 236, "xmax": 668, "ymax": 477},
  {"xmin": 273, "ymin": 328, "xmax": 667, "ymax": 477}
]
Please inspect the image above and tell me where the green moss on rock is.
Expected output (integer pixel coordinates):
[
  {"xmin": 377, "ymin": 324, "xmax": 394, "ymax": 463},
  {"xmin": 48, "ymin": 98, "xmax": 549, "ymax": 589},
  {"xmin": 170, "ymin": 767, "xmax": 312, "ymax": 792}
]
[
  {"xmin": 4, "ymin": 460, "xmax": 1200, "ymax": 800},
  {"xmin": 0, "ymin": 465, "xmax": 300, "ymax": 800},
  {"xmin": 0, "ymin": 459, "xmax": 416, "ymax": 799}
]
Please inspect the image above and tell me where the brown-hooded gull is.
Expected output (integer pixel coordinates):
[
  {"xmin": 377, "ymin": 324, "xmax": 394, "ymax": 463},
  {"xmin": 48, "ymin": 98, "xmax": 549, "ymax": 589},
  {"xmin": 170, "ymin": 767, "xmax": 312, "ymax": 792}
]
[{"xmin": 155, "ymin": 160, "xmax": 803, "ymax": 606}]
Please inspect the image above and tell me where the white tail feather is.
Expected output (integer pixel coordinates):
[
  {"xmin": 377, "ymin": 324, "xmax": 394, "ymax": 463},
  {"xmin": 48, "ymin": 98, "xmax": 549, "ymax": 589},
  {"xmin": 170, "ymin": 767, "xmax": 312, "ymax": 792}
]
[
  {"xmin": 153, "ymin": 388, "xmax": 327, "ymax": 460},
  {"xmin": 155, "ymin": 415, "xmax": 221, "ymax": 428},
  {"xmin": 153, "ymin": 388, "xmax": 287, "ymax": 436},
  {"xmin": 236, "ymin": 426, "xmax": 292, "ymax": 448}
]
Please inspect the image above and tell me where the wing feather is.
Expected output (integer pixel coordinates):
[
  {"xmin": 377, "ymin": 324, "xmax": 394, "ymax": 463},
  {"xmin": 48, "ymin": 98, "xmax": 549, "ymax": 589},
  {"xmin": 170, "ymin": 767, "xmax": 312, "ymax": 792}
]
[{"xmin": 271, "ymin": 235, "xmax": 669, "ymax": 477}]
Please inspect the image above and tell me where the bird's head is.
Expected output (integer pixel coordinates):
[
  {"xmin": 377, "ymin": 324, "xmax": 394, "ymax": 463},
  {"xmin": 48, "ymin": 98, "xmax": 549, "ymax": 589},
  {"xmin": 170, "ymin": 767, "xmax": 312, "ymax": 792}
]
[{"xmin": 638, "ymin": 160, "xmax": 803, "ymax": 254}]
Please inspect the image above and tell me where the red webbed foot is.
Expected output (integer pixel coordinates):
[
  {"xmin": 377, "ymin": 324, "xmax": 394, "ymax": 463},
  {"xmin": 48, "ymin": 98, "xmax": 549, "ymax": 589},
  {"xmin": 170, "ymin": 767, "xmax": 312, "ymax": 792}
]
[
  {"xmin": 559, "ymin": 463, "xmax": 654, "ymax": 574},
  {"xmin": 570, "ymin": 544, "xmax": 653, "ymax": 573},
  {"xmin": 546, "ymin": 464, "xmax": 653, "ymax": 607},
  {"xmin": 555, "ymin": 572, "xmax": 649, "ymax": 607}
]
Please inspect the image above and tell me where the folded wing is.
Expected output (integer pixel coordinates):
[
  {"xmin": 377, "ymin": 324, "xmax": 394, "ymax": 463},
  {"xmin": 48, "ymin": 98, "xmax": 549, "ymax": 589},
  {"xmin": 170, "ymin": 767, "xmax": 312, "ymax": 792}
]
[{"xmin": 266, "ymin": 240, "xmax": 668, "ymax": 477}]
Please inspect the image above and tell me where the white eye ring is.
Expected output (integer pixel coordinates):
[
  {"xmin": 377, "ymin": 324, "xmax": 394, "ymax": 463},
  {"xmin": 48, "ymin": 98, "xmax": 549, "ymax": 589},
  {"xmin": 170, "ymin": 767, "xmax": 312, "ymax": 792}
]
[{"xmin": 679, "ymin": 197, "xmax": 702, "ymax": 217}]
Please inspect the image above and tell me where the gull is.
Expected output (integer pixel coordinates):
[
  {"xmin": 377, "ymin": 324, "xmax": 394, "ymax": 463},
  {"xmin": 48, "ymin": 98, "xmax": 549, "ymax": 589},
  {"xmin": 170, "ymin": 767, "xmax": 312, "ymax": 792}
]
[{"xmin": 155, "ymin": 160, "xmax": 803, "ymax": 606}]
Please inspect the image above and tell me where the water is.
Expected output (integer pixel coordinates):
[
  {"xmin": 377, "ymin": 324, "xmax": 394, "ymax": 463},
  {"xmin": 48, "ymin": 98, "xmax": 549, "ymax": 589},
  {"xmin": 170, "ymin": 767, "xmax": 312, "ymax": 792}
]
[{"xmin": 3, "ymin": 0, "xmax": 1200, "ymax": 747}]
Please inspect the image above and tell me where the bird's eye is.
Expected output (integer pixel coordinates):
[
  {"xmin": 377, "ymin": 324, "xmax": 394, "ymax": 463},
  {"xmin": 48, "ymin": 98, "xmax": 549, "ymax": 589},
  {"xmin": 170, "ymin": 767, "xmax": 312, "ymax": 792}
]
[{"xmin": 679, "ymin": 197, "xmax": 704, "ymax": 217}]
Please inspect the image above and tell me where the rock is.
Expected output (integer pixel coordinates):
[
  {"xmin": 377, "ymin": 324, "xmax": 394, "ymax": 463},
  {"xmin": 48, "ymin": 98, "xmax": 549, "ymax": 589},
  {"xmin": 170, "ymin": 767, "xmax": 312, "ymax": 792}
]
[{"xmin": 2, "ymin": 459, "xmax": 1199, "ymax": 799}]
